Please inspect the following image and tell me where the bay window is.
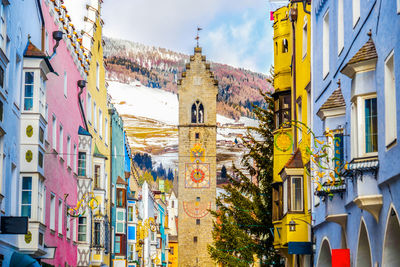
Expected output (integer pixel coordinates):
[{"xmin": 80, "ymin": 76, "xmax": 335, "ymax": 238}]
[
  {"xmin": 117, "ymin": 188, "xmax": 126, "ymax": 207},
  {"xmin": 24, "ymin": 72, "xmax": 34, "ymax": 111},
  {"xmin": 21, "ymin": 177, "xmax": 32, "ymax": 218},
  {"xmin": 116, "ymin": 210, "xmax": 125, "ymax": 233},
  {"xmin": 351, "ymin": 95, "xmax": 378, "ymax": 158},
  {"xmin": 274, "ymin": 92, "xmax": 291, "ymax": 129},
  {"xmin": 78, "ymin": 217, "xmax": 87, "ymax": 242}
]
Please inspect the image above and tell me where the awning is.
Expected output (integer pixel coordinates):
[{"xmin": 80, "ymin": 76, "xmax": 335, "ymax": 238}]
[{"xmin": 10, "ymin": 252, "xmax": 41, "ymax": 267}]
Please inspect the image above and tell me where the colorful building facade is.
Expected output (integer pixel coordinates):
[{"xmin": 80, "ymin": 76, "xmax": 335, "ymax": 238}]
[
  {"xmin": 311, "ymin": 0, "xmax": 400, "ymax": 266},
  {"xmin": 271, "ymin": 1, "xmax": 312, "ymax": 266}
]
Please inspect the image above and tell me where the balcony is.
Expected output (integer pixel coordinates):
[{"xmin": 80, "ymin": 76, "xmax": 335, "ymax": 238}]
[
  {"xmin": 18, "ymin": 222, "xmax": 46, "ymax": 257},
  {"xmin": 343, "ymin": 156, "xmax": 382, "ymax": 222}
]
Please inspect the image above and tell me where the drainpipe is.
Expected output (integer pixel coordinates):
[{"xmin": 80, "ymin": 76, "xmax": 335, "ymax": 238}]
[
  {"xmin": 77, "ymin": 80, "xmax": 89, "ymax": 131},
  {"xmin": 109, "ymin": 108, "xmax": 113, "ymax": 267},
  {"xmin": 49, "ymin": 31, "xmax": 63, "ymax": 60},
  {"xmin": 290, "ymin": 5, "xmax": 298, "ymax": 152}
]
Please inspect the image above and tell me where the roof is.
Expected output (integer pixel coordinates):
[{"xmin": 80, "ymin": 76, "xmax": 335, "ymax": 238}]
[
  {"xmin": 319, "ymin": 87, "xmax": 346, "ymax": 111},
  {"xmin": 78, "ymin": 126, "xmax": 91, "ymax": 136},
  {"xmin": 125, "ymin": 171, "xmax": 130, "ymax": 179},
  {"xmin": 93, "ymin": 144, "xmax": 108, "ymax": 159},
  {"xmin": 347, "ymin": 37, "xmax": 377, "ymax": 65},
  {"xmin": 24, "ymin": 40, "xmax": 46, "ymax": 58},
  {"xmin": 284, "ymin": 149, "xmax": 303, "ymax": 168},
  {"xmin": 116, "ymin": 176, "xmax": 128, "ymax": 185}
]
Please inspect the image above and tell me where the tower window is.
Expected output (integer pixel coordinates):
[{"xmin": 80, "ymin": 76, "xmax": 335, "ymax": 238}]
[
  {"xmin": 195, "ymin": 133, "xmax": 200, "ymax": 139},
  {"xmin": 194, "ymin": 236, "xmax": 198, "ymax": 243},
  {"xmin": 196, "ymin": 219, "xmax": 200, "ymax": 225},
  {"xmin": 191, "ymin": 101, "xmax": 204, "ymax": 123},
  {"xmin": 282, "ymin": 39, "xmax": 288, "ymax": 53}
]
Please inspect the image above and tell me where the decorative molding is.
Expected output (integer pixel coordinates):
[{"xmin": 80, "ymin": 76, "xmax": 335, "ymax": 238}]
[{"xmin": 354, "ymin": 195, "xmax": 383, "ymax": 222}]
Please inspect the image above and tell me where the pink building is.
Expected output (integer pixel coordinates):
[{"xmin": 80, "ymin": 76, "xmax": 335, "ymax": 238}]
[{"xmin": 40, "ymin": 0, "xmax": 90, "ymax": 265}]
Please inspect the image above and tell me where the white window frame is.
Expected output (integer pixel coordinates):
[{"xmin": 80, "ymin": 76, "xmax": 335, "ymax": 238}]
[
  {"xmin": 93, "ymin": 101, "xmax": 97, "ymax": 130},
  {"xmin": 23, "ymin": 71, "xmax": 34, "ymax": 111},
  {"xmin": 99, "ymin": 109, "xmax": 103, "ymax": 138},
  {"xmin": 337, "ymin": 0, "xmax": 344, "ymax": 54},
  {"xmin": 351, "ymin": 94, "xmax": 378, "ymax": 158},
  {"xmin": 39, "ymin": 76, "xmax": 46, "ymax": 116},
  {"xmin": 353, "ymin": 0, "xmax": 360, "ymax": 27},
  {"xmin": 73, "ymin": 217, "xmax": 77, "ymax": 242},
  {"xmin": 52, "ymin": 115, "xmax": 57, "ymax": 150},
  {"xmin": 283, "ymin": 179, "xmax": 288, "ymax": 214},
  {"xmin": 63, "ymin": 71, "xmax": 67, "ymax": 97},
  {"xmin": 302, "ymin": 16, "xmax": 307, "ymax": 59},
  {"xmin": 116, "ymin": 210, "xmax": 126, "ymax": 234},
  {"xmin": 96, "ymin": 62, "xmax": 100, "ymax": 90},
  {"xmin": 21, "ymin": 176, "xmax": 32, "ymax": 218},
  {"xmin": 67, "ymin": 135, "xmax": 71, "ymax": 167},
  {"xmin": 66, "ymin": 205, "xmax": 71, "ymax": 239},
  {"xmin": 59, "ymin": 124, "xmax": 63, "ymax": 158},
  {"xmin": 78, "ymin": 216, "xmax": 87, "ymax": 242},
  {"xmin": 37, "ymin": 179, "xmax": 44, "ymax": 223},
  {"xmin": 0, "ymin": 3, "xmax": 7, "ymax": 52},
  {"xmin": 50, "ymin": 193, "xmax": 55, "ymax": 230},
  {"xmin": 384, "ymin": 51, "xmax": 396, "ymax": 147},
  {"xmin": 323, "ymin": 10, "xmax": 330, "ymax": 78},
  {"xmin": 73, "ymin": 144, "xmax": 77, "ymax": 173},
  {"xmin": 105, "ymin": 117, "xmax": 108, "ymax": 145},
  {"xmin": 87, "ymin": 93, "xmax": 92, "ymax": 123},
  {"xmin": 58, "ymin": 199, "xmax": 63, "ymax": 235},
  {"xmin": 290, "ymin": 176, "xmax": 304, "ymax": 212},
  {"xmin": 45, "ymin": 30, "xmax": 49, "ymax": 54}
]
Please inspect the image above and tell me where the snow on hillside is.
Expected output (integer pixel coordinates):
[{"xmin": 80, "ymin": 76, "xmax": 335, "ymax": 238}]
[{"xmin": 108, "ymin": 81, "xmax": 178, "ymax": 125}]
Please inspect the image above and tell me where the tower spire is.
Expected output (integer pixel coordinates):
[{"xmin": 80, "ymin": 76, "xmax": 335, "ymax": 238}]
[{"xmin": 195, "ymin": 27, "xmax": 202, "ymax": 47}]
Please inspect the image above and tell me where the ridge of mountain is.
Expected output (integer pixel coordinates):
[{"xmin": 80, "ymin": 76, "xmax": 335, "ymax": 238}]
[{"xmin": 103, "ymin": 37, "xmax": 272, "ymax": 120}]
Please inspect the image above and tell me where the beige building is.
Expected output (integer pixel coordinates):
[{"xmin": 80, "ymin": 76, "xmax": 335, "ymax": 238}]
[{"xmin": 177, "ymin": 46, "xmax": 218, "ymax": 266}]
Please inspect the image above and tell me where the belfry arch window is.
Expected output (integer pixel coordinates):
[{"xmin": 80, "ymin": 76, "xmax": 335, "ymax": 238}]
[{"xmin": 191, "ymin": 100, "xmax": 204, "ymax": 123}]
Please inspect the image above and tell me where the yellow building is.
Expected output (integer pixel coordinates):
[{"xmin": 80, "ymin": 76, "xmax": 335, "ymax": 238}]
[
  {"xmin": 271, "ymin": 2, "xmax": 312, "ymax": 266},
  {"xmin": 168, "ymin": 236, "xmax": 178, "ymax": 267},
  {"xmin": 80, "ymin": 1, "xmax": 111, "ymax": 266}
]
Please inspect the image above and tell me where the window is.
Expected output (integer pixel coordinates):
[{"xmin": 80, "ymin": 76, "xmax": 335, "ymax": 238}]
[
  {"xmin": 50, "ymin": 194, "xmax": 55, "ymax": 230},
  {"xmin": 21, "ymin": 177, "xmax": 32, "ymax": 218},
  {"xmin": 59, "ymin": 125, "xmax": 63, "ymax": 157},
  {"xmin": 398, "ymin": 0, "xmax": 400, "ymax": 14},
  {"xmin": 365, "ymin": 98, "xmax": 378, "ymax": 153},
  {"xmin": 196, "ymin": 197, "xmax": 200, "ymax": 202},
  {"xmin": 78, "ymin": 152, "xmax": 86, "ymax": 176},
  {"xmin": 37, "ymin": 180, "xmax": 45, "ymax": 222},
  {"xmin": 337, "ymin": 0, "xmax": 344, "ymax": 54},
  {"xmin": 191, "ymin": 100, "xmax": 204, "ymax": 123},
  {"xmin": 117, "ymin": 189, "xmax": 126, "ymax": 207},
  {"xmin": 52, "ymin": 115, "xmax": 57, "ymax": 150},
  {"xmin": 115, "ymin": 235, "xmax": 121, "ymax": 254},
  {"xmin": 282, "ymin": 38, "xmax": 288, "ymax": 53},
  {"xmin": 93, "ymin": 101, "xmax": 97, "ymax": 130},
  {"xmin": 105, "ymin": 118, "xmax": 108, "ymax": 145},
  {"xmin": 45, "ymin": 105, "xmax": 49, "ymax": 140},
  {"xmin": 323, "ymin": 11, "xmax": 330, "ymax": 78},
  {"xmin": 297, "ymin": 99, "xmax": 302, "ymax": 142},
  {"xmin": 128, "ymin": 206, "xmax": 134, "ymax": 222},
  {"xmin": 128, "ymin": 244, "xmax": 135, "ymax": 261},
  {"xmin": 193, "ymin": 236, "xmax": 198, "ymax": 243},
  {"xmin": 0, "ymin": 66, "xmax": 3, "ymax": 89},
  {"xmin": 274, "ymin": 92, "xmax": 291, "ymax": 129},
  {"xmin": 302, "ymin": 17, "xmax": 307, "ymax": 58},
  {"xmin": 195, "ymin": 133, "xmax": 199, "ymax": 139},
  {"xmin": 63, "ymin": 71, "xmax": 67, "ymax": 97},
  {"xmin": 14, "ymin": 55, "xmax": 22, "ymax": 107},
  {"xmin": 353, "ymin": 0, "xmax": 360, "ymax": 27},
  {"xmin": 116, "ymin": 211, "xmax": 125, "ymax": 233},
  {"xmin": 58, "ymin": 199, "xmax": 63, "ymax": 234},
  {"xmin": 334, "ymin": 133, "xmax": 344, "ymax": 177},
  {"xmin": 283, "ymin": 179, "xmax": 288, "ymax": 214},
  {"xmin": 171, "ymin": 200, "xmax": 174, "ymax": 208},
  {"xmin": 291, "ymin": 176, "xmax": 303, "ymax": 211},
  {"xmin": 87, "ymin": 93, "xmax": 92, "ymax": 123},
  {"xmin": 66, "ymin": 206, "xmax": 71, "ymax": 239},
  {"xmin": 24, "ymin": 72, "xmax": 34, "ymax": 110},
  {"xmin": 196, "ymin": 219, "xmax": 200, "ymax": 225},
  {"xmin": 96, "ymin": 62, "xmax": 100, "ymax": 90},
  {"xmin": 275, "ymin": 42, "xmax": 278, "ymax": 54},
  {"xmin": 38, "ymin": 151, "xmax": 43, "ymax": 168},
  {"xmin": 73, "ymin": 217, "xmax": 77, "ymax": 242},
  {"xmin": 0, "ymin": 3, "xmax": 7, "ymax": 51},
  {"xmin": 78, "ymin": 217, "xmax": 87, "ymax": 242},
  {"xmin": 99, "ymin": 109, "xmax": 103, "ymax": 138},
  {"xmin": 73, "ymin": 144, "xmax": 77, "ymax": 173},
  {"xmin": 94, "ymin": 222, "xmax": 101, "ymax": 246},
  {"xmin": 39, "ymin": 127, "xmax": 44, "ymax": 144},
  {"xmin": 385, "ymin": 51, "xmax": 396, "ymax": 147},
  {"xmin": 39, "ymin": 77, "xmax": 45, "ymax": 116},
  {"xmin": 94, "ymin": 165, "xmax": 100, "ymax": 188},
  {"xmin": 45, "ymin": 30, "xmax": 49, "ymax": 54},
  {"xmin": 67, "ymin": 136, "xmax": 71, "ymax": 167}
]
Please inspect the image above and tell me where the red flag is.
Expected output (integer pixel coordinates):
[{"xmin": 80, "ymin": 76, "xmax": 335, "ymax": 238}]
[
  {"xmin": 332, "ymin": 249, "xmax": 350, "ymax": 267},
  {"xmin": 270, "ymin": 11, "xmax": 274, "ymax": 21}
]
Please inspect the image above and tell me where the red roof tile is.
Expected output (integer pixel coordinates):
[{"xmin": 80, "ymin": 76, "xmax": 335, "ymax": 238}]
[
  {"xmin": 116, "ymin": 176, "xmax": 128, "ymax": 185},
  {"xmin": 24, "ymin": 41, "xmax": 46, "ymax": 58},
  {"xmin": 319, "ymin": 87, "xmax": 346, "ymax": 111},
  {"xmin": 284, "ymin": 149, "xmax": 303, "ymax": 168}
]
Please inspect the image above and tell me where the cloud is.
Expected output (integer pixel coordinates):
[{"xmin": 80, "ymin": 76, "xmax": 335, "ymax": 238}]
[{"xmin": 96, "ymin": 0, "xmax": 273, "ymax": 73}]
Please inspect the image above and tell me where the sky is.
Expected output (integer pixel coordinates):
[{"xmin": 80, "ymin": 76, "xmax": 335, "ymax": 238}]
[{"xmin": 65, "ymin": 0, "xmax": 280, "ymax": 74}]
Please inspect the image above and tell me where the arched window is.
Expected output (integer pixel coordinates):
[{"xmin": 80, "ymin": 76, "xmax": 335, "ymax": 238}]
[
  {"xmin": 282, "ymin": 38, "xmax": 288, "ymax": 53},
  {"xmin": 191, "ymin": 101, "xmax": 204, "ymax": 123}
]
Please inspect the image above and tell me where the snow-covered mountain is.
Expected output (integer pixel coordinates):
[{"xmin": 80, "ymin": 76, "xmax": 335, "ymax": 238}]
[{"xmin": 104, "ymin": 37, "xmax": 272, "ymax": 120}]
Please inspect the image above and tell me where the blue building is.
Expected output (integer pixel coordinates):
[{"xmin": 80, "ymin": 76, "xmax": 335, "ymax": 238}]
[
  {"xmin": 109, "ymin": 104, "xmax": 128, "ymax": 265},
  {"xmin": 311, "ymin": 0, "xmax": 400, "ymax": 266},
  {"xmin": 0, "ymin": 0, "xmax": 51, "ymax": 265}
]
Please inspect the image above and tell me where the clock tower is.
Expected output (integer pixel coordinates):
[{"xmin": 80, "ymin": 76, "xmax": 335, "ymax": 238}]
[{"xmin": 177, "ymin": 46, "xmax": 218, "ymax": 266}]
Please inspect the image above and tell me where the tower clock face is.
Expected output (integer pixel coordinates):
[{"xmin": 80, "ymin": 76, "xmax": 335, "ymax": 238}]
[{"xmin": 185, "ymin": 163, "xmax": 210, "ymax": 188}]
